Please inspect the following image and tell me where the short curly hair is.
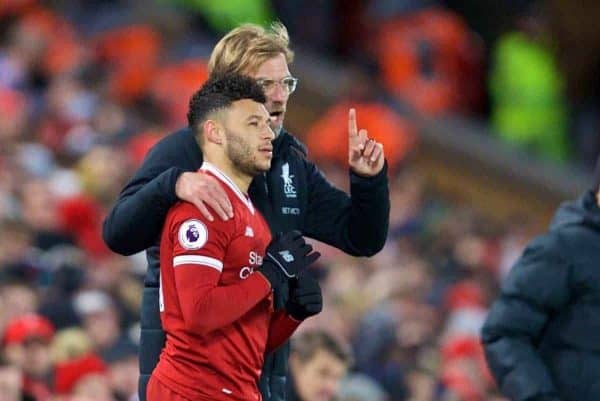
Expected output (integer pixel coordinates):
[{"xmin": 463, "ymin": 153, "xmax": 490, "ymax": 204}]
[{"xmin": 187, "ymin": 74, "xmax": 266, "ymax": 131}]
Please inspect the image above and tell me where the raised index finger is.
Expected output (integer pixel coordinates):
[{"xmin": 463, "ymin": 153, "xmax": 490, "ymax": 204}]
[{"xmin": 348, "ymin": 108, "xmax": 358, "ymax": 138}]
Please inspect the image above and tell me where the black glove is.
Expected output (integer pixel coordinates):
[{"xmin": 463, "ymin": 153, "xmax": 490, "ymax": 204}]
[
  {"xmin": 286, "ymin": 270, "xmax": 323, "ymax": 320},
  {"xmin": 259, "ymin": 230, "xmax": 320, "ymax": 288}
]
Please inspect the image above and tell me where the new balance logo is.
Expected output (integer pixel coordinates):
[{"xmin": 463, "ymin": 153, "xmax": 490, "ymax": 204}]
[
  {"xmin": 245, "ymin": 226, "xmax": 254, "ymax": 237},
  {"xmin": 279, "ymin": 250, "xmax": 294, "ymax": 263}
]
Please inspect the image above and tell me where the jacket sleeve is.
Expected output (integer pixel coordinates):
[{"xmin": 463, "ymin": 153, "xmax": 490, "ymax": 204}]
[
  {"xmin": 481, "ymin": 236, "xmax": 571, "ymax": 401},
  {"xmin": 102, "ymin": 140, "xmax": 192, "ymax": 256},
  {"xmin": 303, "ymin": 160, "xmax": 390, "ymax": 257}
]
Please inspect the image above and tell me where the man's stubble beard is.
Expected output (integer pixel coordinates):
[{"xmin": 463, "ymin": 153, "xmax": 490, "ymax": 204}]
[
  {"xmin": 268, "ymin": 101, "xmax": 284, "ymax": 137},
  {"xmin": 271, "ymin": 123, "xmax": 282, "ymax": 137},
  {"xmin": 225, "ymin": 131, "xmax": 268, "ymax": 177}
]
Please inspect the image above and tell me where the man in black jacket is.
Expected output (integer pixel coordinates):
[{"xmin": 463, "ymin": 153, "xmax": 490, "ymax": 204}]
[
  {"xmin": 481, "ymin": 161, "xmax": 600, "ymax": 401},
  {"xmin": 103, "ymin": 22, "xmax": 390, "ymax": 401}
]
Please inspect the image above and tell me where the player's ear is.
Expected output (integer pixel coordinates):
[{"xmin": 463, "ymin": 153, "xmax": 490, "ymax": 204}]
[{"xmin": 203, "ymin": 119, "xmax": 224, "ymax": 145}]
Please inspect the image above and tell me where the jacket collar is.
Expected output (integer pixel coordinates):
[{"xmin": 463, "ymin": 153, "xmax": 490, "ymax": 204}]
[
  {"xmin": 272, "ymin": 129, "xmax": 307, "ymax": 159},
  {"xmin": 550, "ymin": 190, "xmax": 600, "ymax": 232}
]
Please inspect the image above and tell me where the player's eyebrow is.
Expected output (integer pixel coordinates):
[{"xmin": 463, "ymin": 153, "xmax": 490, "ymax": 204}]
[{"xmin": 246, "ymin": 114, "xmax": 268, "ymax": 122}]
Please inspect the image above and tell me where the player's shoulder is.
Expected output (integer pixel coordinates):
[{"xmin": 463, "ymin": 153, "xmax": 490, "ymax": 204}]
[
  {"xmin": 167, "ymin": 201, "xmax": 200, "ymax": 222},
  {"xmin": 167, "ymin": 200, "xmax": 243, "ymax": 236},
  {"xmin": 166, "ymin": 202, "xmax": 239, "ymax": 250}
]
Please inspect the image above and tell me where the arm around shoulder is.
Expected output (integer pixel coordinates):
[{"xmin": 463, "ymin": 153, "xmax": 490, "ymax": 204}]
[{"xmin": 103, "ymin": 133, "xmax": 196, "ymax": 255}]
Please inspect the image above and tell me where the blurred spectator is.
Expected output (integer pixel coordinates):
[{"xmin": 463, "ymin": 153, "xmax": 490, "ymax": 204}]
[
  {"xmin": 75, "ymin": 145, "xmax": 131, "ymax": 207},
  {"xmin": 287, "ymin": 329, "xmax": 353, "ymax": 401},
  {"xmin": 403, "ymin": 366, "xmax": 440, "ymax": 401},
  {"xmin": 0, "ymin": 354, "xmax": 32, "ymax": 401},
  {"xmin": 72, "ymin": 290, "xmax": 123, "ymax": 361},
  {"xmin": 50, "ymin": 328, "xmax": 93, "ymax": 364},
  {"xmin": 440, "ymin": 336, "xmax": 491, "ymax": 401},
  {"xmin": 0, "ymin": 89, "xmax": 28, "ymax": 148},
  {"xmin": 2, "ymin": 314, "xmax": 55, "ymax": 401},
  {"xmin": 0, "ymin": 279, "xmax": 39, "ymax": 332},
  {"xmin": 442, "ymin": 281, "xmax": 487, "ymax": 340},
  {"xmin": 104, "ymin": 340, "xmax": 138, "ymax": 401},
  {"xmin": 489, "ymin": 2, "xmax": 570, "ymax": 162},
  {"xmin": 57, "ymin": 195, "xmax": 109, "ymax": 258},
  {"xmin": 54, "ymin": 352, "xmax": 114, "ymax": 401},
  {"xmin": 38, "ymin": 256, "xmax": 86, "ymax": 330},
  {"xmin": 18, "ymin": 178, "xmax": 77, "ymax": 254},
  {"xmin": 337, "ymin": 373, "xmax": 388, "ymax": 401},
  {"xmin": 0, "ymin": 220, "xmax": 34, "ymax": 271}
]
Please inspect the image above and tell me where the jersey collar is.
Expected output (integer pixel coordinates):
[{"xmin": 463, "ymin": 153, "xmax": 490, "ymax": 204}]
[{"xmin": 200, "ymin": 162, "xmax": 255, "ymax": 214}]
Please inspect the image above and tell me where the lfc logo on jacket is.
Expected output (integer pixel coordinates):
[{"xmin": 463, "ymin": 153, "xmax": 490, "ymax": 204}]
[{"xmin": 281, "ymin": 163, "xmax": 296, "ymax": 198}]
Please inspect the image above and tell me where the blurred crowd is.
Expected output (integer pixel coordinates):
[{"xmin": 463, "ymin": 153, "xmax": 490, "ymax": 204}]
[
  {"xmin": 276, "ymin": 0, "xmax": 600, "ymax": 168},
  {"xmin": 0, "ymin": 0, "xmax": 591, "ymax": 401}
]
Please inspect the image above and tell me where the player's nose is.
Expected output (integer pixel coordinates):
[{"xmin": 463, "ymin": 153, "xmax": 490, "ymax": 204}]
[
  {"xmin": 269, "ymin": 84, "xmax": 287, "ymax": 103},
  {"xmin": 263, "ymin": 124, "xmax": 275, "ymax": 140}
]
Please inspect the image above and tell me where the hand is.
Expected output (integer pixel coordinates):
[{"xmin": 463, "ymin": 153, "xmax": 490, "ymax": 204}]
[
  {"xmin": 348, "ymin": 108, "xmax": 385, "ymax": 177},
  {"xmin": 286, "ymin": 270, "xmax": 323, "ymax": 320},
  {"xmin": 259, "ymin": 231, "xmax": 321, "ymax": 288},
  {"xmin": 175, "ymin": 171, "xmax": 233, "ymax": 222}
]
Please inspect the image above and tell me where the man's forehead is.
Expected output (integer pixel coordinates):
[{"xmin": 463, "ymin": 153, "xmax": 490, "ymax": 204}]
[
  {"xmin": 250, "ymin": 53, "xmax": 291, "ymax": 79},
  {"xmin": 230, "ymin": 99, "xmax": 269, "ymax": 118}
]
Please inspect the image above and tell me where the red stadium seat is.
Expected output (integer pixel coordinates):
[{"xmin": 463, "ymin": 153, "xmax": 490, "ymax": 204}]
[{"xmin": 375, "ymin": 7, "xmax": 484, "ymax": 115}]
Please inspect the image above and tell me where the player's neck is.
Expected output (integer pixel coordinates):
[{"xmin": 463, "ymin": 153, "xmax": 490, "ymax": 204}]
[{"xmin": 204, "ymin": 154, "xmax": 252, "ymax": 194}]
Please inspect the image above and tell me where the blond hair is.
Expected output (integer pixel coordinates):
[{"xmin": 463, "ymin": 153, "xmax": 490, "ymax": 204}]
[
  {"xmin": 50, "ymin": 328, "xmax": 93, "ymax": 363},
  {"xmin": 208, "ymin": 22, "xmax": 294, "ymax": 77}
]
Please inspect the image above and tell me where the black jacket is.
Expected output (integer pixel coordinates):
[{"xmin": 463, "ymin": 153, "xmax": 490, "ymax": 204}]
[
  {"xmin": 102, "ymin": 127, "xmax": 390, "ymax": 401},
  {"xmin": 481, "ymin": 190, "xmax": 600, "ymax": 401},
  {"xmin": 285, "ymin": 373, "xmax": 300, "ymax": 401}
]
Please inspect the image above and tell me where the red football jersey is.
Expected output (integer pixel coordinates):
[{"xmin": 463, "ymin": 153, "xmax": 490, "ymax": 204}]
[{"xmin": 152, "ymin": 162, "xmax": 299, "ymax": 401}]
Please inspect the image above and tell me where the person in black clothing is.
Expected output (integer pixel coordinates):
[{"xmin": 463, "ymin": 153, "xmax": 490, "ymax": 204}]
[
  {"xmin": 481, "ymin": 157, "xmax": 600, "ymax": 401},
  {"xmin": 103, "ymin": 22, "xmax": 390, "ymax": 401}
]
